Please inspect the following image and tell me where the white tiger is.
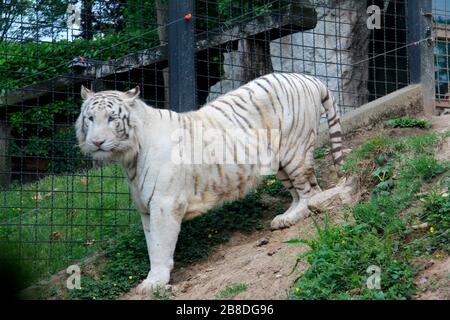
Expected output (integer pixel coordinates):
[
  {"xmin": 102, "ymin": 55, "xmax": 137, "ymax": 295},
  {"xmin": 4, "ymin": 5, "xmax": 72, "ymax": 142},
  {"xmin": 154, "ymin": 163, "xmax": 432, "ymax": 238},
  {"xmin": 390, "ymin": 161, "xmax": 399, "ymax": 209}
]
[{"xmin": 75, "ymin": 72, "xmax": 343, "ymax": 295}]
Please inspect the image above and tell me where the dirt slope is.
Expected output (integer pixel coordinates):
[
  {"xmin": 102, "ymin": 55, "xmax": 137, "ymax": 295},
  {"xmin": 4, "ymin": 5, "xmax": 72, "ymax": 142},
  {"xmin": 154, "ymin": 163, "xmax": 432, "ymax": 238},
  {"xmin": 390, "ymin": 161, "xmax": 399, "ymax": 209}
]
[
  {"xmin": 121, "ymin": 115, "xmax": 450, "ymax": 300},
  {"xmin": 121, "ymin": 211, "xmax": 345, "ymax": 300},
  {"xmin": 413, "ymin": 256, "xmax": 450, "ymax": 300}
]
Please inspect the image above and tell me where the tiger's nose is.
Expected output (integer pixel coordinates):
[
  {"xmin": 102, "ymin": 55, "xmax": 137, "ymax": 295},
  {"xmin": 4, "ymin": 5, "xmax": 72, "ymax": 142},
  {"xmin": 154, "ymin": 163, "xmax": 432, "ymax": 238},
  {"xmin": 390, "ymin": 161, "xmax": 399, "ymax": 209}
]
[{"xmin": 93, "ymin": 140, "xmax": 105, "ymax": 148}]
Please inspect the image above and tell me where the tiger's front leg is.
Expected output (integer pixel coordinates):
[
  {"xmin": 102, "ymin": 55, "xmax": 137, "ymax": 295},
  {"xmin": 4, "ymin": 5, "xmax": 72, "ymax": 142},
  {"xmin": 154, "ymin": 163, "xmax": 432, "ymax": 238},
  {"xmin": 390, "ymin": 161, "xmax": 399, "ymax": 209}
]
[{"xmin": 136, "ymin": 197, "xmax": 186, "ymax": 296}]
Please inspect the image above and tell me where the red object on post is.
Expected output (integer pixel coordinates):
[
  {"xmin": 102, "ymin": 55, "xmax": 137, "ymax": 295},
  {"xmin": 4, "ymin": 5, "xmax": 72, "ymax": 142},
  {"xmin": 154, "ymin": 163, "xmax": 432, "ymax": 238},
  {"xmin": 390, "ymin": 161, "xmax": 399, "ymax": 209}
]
[{"xmin": 184, "ymin": 13, "xmax": 192, "ymax": 21}]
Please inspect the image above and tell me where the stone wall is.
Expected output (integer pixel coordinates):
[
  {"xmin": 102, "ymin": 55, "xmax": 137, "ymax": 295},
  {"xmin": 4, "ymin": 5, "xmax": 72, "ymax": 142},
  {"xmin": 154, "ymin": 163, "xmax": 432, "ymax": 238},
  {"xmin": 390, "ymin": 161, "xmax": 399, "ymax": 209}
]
[{"xmin": 207, "ymin": 0, "xmax": 370, "ymax": 114}]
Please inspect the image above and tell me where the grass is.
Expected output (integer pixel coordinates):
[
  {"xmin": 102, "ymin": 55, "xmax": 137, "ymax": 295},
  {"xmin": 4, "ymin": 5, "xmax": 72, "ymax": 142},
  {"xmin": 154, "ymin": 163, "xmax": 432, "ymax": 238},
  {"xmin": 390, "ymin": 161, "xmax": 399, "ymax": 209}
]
[
  {"xmin": 0, "ymin": 156, "xmax": 286, "ymax": 299},
  {"xmin": 288, "ymin": 130, "xmax": 450, "ymax": 300},
  {"xmin": 63, "ymin": 176, "xmax": 285, "ymax": 300},
  {"xmin": 9, "ymin": 125, "xmax": 449, "ymax": 300},
  {"xmin": 385, "ymin": 116, "xmax": 432, "ymax": 129},
  {"xmin": 216, "ymin": 283, "xmax": 248, "ymax": 298},
  {"xmin": 0, "ymin": 164, "xmax": 136, "ymax": 285},
  {"xmin": 314, "ymin": 147, "xmax": 330, "ymax": 159}
]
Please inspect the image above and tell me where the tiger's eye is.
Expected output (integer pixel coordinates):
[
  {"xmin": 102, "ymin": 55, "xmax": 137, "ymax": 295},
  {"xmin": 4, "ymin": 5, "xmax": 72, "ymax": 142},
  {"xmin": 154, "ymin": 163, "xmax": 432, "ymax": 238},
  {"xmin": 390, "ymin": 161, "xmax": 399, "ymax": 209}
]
[
  {"xmin": 108, "ymin": 116, "xmax": 115, "ymax": 122},
  {"xmin": 88, "ymin": 116, "xmax": 94, "ymax": 121}
]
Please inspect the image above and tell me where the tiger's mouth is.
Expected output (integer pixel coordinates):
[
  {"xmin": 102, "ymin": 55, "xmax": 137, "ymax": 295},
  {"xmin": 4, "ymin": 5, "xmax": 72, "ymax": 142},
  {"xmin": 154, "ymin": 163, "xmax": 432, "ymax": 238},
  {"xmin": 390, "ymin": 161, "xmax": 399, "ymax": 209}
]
[{"xmin": 90, "ymin": 150, "xmax": 114, "ymax": 161}]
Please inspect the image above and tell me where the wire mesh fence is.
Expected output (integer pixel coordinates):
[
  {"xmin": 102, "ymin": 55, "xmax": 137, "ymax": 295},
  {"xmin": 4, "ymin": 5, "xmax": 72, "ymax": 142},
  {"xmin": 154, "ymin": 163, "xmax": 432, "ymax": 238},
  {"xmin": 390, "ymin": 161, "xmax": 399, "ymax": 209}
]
[
  {"xmin": 434, "ymin": 0, "xmax": 450, "ymax": 109},
  {"xmin": 0, "ymin": 0, "xmax": 441, "ymax": 286}
]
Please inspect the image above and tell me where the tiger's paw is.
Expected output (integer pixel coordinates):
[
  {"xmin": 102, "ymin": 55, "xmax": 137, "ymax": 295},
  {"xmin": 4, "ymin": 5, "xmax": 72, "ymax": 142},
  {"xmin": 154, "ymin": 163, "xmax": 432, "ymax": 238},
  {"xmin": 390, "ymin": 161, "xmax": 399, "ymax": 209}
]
[
  {"xmin": 135, "ymin": 272, "xmax": 170, "ymax": 296},
  {"xmin": 270, "ymin": 207, "xmax": 310, "ymax": 230}
]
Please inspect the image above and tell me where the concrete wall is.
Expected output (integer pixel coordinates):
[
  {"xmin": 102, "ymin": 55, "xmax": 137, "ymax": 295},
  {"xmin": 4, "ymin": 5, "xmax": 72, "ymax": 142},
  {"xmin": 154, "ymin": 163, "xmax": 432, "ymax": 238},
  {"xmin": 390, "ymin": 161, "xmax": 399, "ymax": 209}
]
[{"xmin": 317, "ymin": 84, "xmax": 425, "ymax": 146}]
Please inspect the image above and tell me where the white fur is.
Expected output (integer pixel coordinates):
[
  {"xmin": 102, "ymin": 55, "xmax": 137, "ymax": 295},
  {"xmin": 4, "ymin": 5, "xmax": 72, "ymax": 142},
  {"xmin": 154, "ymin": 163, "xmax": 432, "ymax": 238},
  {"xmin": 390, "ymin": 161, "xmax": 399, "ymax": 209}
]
[{"xmin": 75, "ymin": 73, "xmax": 342, "ymax": 295}]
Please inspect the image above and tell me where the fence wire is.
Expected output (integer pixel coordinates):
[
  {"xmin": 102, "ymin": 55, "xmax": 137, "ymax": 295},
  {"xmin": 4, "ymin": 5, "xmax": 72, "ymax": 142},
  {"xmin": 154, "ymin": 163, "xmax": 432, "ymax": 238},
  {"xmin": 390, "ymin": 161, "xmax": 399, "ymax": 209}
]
[
  {"xmin": 0, "ymin": 0, "xmax": 440, "ymax": 286},
  {"xmin": 434, "ymin": 0, "xmax": 450, "ymax": 110}
]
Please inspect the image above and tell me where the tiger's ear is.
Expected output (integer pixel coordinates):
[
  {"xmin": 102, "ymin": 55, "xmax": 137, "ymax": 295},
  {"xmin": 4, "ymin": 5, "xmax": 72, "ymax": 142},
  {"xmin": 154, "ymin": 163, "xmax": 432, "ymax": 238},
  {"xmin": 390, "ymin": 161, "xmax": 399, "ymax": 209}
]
[
  {"xmin": 124, "ymin": 86, "xmax": 140, "ymax": 100},
  {"xmin": 81, "ymin": 85, "xmax": 94, "ymax": 100}
]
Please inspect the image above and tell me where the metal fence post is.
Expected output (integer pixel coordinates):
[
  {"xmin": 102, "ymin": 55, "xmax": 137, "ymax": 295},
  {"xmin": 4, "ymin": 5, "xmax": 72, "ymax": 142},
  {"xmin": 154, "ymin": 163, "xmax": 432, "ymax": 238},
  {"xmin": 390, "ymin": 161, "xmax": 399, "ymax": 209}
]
[
  {"xmin": 168, "ymin": 0, "xmax": 197, "ymax": 112},
  {"xmin": 408, "ymin": 0, "xmax": 436, "ymax": 114}
]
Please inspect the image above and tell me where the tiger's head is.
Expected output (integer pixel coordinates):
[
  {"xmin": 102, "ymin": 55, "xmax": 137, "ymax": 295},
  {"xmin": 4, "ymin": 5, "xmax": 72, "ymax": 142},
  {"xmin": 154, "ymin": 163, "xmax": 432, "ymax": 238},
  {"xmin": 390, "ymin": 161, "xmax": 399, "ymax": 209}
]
[{"xmin": 75, "ymin": 85, "xmax": 141, "ymax": 161}]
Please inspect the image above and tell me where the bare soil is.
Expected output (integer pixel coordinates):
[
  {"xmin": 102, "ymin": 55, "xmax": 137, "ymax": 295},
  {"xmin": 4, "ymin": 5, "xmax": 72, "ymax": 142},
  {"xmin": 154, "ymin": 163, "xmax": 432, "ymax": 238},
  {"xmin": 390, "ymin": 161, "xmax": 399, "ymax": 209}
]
[
  {"xmin": 119, "ymin": 115, "xmax": 450, "ymax": 300},
  {"xmin": 413, "ymin": 255, "xmax": 450, "ymax": 300}
]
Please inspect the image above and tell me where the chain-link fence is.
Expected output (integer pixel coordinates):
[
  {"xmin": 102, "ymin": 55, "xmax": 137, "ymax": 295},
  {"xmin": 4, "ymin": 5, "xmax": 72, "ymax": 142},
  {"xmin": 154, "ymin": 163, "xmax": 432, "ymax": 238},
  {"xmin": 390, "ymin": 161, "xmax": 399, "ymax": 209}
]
[
  {"xmin": 0, "ymin": 0, "xmax": 439, "ymax": 287},
  {"xmin": 434, "ymin": 0, "xmax": 450, "ymax": 110}
]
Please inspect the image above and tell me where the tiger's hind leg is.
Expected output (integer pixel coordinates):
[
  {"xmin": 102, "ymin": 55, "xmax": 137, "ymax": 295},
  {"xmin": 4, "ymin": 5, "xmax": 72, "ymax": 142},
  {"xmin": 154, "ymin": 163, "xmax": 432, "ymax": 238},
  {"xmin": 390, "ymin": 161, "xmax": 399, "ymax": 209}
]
[
  {"xmin": 275, "ymin": 168, "xmax": 299, "ymax": 210},
  {"xmin": 271, "ymin": 150, "xmax": 320, "ymax": 230}
]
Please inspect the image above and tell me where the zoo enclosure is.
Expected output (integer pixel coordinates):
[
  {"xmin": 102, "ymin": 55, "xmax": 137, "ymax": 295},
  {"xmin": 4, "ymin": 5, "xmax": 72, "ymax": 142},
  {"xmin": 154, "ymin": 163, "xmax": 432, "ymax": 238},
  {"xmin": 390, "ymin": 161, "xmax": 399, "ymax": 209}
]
[{"xmin": 0, "ymin": 0, "xmax": 445, "ymax": 284}]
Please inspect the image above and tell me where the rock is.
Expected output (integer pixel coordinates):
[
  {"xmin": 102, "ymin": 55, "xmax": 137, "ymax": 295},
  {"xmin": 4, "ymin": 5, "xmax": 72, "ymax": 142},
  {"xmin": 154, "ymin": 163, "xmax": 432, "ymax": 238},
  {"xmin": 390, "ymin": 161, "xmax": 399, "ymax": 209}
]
[
  {"xmin": 343, "ymin": 149, "xmax": 353, "ymax": 154},
  {"xmin": 308, "ymin": 176, "xmax": 360, "ymax": 213},
  {"xmin": 256, "ymin": 238, "xmax": 269, "ymax": 247},
  {"xmin": 411, "ymin": 222, "xmax": 429, "ymax": 230},
  {"xmin": 436, "ymin": 136, "xmax": 450, "ymax": 162},
  {"xmin": 180, "ymin": 282, "xmax": 192, "ymax": 293},
  {"xmin": 207, "ymin": 1, "xmax": 370, "ymax": 113},
  {"xmin": 270, "ymin": 1, "xmax": 370, "ymax": 110},
  {"xmin": 423, "ymin": 261, "xmax": 435, "ymax": 270}
]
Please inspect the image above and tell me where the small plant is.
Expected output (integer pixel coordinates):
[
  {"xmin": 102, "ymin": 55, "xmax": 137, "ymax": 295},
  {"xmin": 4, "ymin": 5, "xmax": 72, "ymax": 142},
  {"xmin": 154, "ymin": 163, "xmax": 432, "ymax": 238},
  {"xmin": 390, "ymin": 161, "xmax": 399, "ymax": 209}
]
[
  {"xmin": 314, "ymin": 147, "xmax": 330, "ymax": 159},
  {"xmin": 261, "ymin": 176, "xmax": 290, "ymax": 198},
  {"xmin": 371, "ymin": 161, "xmax": 394, "ymax": 193},
  {"xmin": 400, "ymin": 155, "xmax": 448, "ymax": 182},
  {"xmin": 288, "ymin": 131, "xmax": 449, "ymax": 300},
  {"xmin": 286, "ymin": 218, "xmax": 416, "ymax": 300},
  {"xmin": 154, "ymin": 287, "xmax": 174, "ymax": 300},
  {"xmin": 421, "ymin": 184, "xmax": 450, "ymax": 252},
  {"xmin": 216, "ymin": 283, "xmax": 248, "ymax": 298},
  {"xmin": 385, "ymin": 116, "xmax": 432, "ymax": 129}
]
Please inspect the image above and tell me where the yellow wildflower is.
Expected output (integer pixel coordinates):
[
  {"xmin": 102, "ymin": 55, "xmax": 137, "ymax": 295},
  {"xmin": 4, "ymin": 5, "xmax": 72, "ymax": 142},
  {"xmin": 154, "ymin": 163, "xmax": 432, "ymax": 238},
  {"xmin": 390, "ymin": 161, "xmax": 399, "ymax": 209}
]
[
  {"xmin": 128, "ymin": 276, "xmax": 133, "ymax": 280},
  {"xmin": 429, "ymin": 227, "xmax": 435, "ymax": 234},
  {"xmin": 295, "ymin": 288, "xmax": 300, "ymax": 294}
]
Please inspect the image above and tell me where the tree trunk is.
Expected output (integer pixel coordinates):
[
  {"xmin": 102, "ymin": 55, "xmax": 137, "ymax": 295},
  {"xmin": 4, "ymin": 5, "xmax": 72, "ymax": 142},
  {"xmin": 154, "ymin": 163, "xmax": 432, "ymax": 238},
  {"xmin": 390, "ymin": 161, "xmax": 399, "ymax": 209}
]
[
  {"xmin": 155, "ymin": 0, "xmax": 170, "ymax": 109},
  {"xmin": 81, "ymin": 0, "xmax": 94, "ymax": 40},
  {"xmin": 0, "ymin": 122, "xmax": 11, "ymax": 186},
  {"xmin": 344, "ymin": 0, "xmax": 370, "ymax": 107},
  {"xmin": 239, "ymin": 38, "xmax": 274, "ymax": 83}
]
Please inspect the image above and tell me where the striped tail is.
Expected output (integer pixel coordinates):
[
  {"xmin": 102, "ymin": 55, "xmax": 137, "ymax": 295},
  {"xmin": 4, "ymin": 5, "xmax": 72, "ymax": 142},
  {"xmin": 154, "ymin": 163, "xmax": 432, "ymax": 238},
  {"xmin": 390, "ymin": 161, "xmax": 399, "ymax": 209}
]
[{"xmin": 321, "ymin": 89, "xmax": 344, "ymax": 175}]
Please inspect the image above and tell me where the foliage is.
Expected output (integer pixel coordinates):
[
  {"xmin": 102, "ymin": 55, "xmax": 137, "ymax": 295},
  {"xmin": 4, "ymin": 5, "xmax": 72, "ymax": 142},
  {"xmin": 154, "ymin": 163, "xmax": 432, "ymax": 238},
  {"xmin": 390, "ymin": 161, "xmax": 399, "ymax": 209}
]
[
  {"xmin": 419, "ymin": 184, "xmax": 450, "ymax": 253},
  {"xmin": 342, "ymin": 132, "xmax": 443, "ymax": 175},
  {"xmin": 0, "ymin": 164, "xmax": 135, "ymax": 286},
  {"xmin": 197, "ymin": 0, "xmax": 276, "ymax": 31},
  {"xmin": 69, "ymin": 177, "xmax": 280, "ymax": 300},
  {"xmin": 217, "ymin": 0, "xmax": 273, "ymax": 19},
  {"xmin": 216, "ymin": 283, "xmax": 248, "ymax": 298},
  {"xmin": 288, "ymin": 132, "xmax": 449, "ymax": 300},
  {"xmin": 385, "ymin": 116, "xmax": 432, "ymax": 129},
  {"xmin": 0, "ymin": 0, "xmax": 69, "ymax": 41},
  {"xmin": 260, "ymin": 175, "xmax": 291, "ymax": 198},
  {"xmin": 314, "ymin": 147, "xmax": 330, "ymax": 159},
  {"xmin": 0, "ymin": 31, "xmax": 159, "ymax": 93},
  {"xmin": 7, "ymin": 99, "xmax": 87, "ymax": 173}
]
